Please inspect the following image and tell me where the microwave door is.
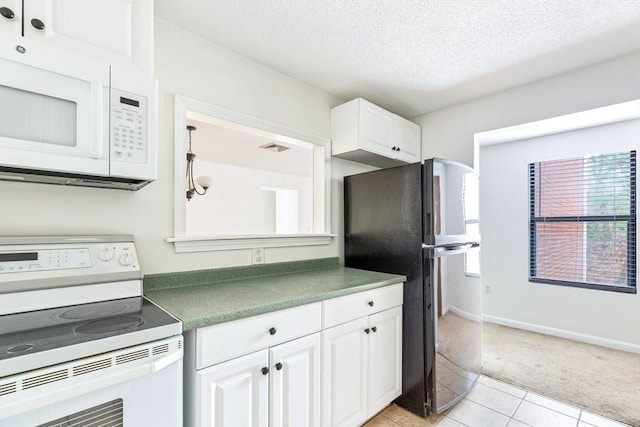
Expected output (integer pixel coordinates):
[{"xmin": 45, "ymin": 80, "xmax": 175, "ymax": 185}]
[{"xmin": 0, "ymin": 55, "xmax": 110, "ymax": 176}]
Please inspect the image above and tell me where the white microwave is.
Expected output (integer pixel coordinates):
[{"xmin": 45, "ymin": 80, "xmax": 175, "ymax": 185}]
[{"xmin": 0, "ymin": 39, "xmax": 157, "ymax": 190}]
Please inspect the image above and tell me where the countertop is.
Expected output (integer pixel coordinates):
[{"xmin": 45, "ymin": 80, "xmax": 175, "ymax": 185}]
[{"xmin": 143, "ymin": 258, "xmax": 405, "ymax": 330}]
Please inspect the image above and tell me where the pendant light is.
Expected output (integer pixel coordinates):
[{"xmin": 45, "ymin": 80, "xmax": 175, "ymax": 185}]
[{"xmin": 185, "ymin": 125, "xmax": 212, "ymax": 201}]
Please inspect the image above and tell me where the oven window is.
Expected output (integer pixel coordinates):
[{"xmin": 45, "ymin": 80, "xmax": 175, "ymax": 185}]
[{"xmin": 0, "ymin": 85, "xmax": 77, "ymax": 147}]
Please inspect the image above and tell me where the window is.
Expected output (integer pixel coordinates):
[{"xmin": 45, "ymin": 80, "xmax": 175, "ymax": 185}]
[{"xmin": 529, "ymin": 151, "xmax": 636, "ymax": 293}]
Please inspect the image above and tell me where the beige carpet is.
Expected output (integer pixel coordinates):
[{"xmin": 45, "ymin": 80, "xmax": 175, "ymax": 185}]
[{"xmin": 482, "ymin": 322, "xmax": 640, "ymax": 426}]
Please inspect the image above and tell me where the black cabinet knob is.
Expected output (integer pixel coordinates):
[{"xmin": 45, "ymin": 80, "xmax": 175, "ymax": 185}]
[
  {"xmin": 275, "ymin": 362, "xmax": 283, "ymax": 371},
  {"xmin": 268, "ymin": 327, "xmax": 276, "ymax": 335},
  {"xmin": 397, "ymin": 147, "xmax": 401, "ymax": 152},
  {"xmin": 31, "ymin": 18, "xmax": 45, "ymax": 30},
  {"xmin": 391, "ymin": 146, "xmax": 396, "ymax": 151},
  {"xmin": 0, "ymin": 7, "xmax": 14, "ymax": 19},
  {"xmin": 368, "ymin": 301, "xmax": 374, "ymax": 307},
  {"xmin": 364, "ymin": 328, "xmax": 370, "ymax": 334},
  {"xmin": 261, "ymin": 367, "xmax": 269, "ymax": 375},
  {"xmin": 372, "ymin": 326, "xmax": 377, "ymax": 333}
]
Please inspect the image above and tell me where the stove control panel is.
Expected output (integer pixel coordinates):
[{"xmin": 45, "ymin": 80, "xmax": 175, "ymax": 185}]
[
  {"xmin": 0, "ymin": 248, "xmax": 92, "ymax": 273},
  {"xmin": 0, "ymin": 244, "xmax": 139, "ymax": 274},
  {"xmin": 0, "ymin": 236, "xmax": 141, "ymax": 294}
]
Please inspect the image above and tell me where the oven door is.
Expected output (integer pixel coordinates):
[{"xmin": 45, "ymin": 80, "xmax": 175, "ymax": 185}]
[
  {"xmin": 0, "ymin": 38, "xmax": 110, "ymax": 177},
  {"xmin": 0, "ymin": 336, "xmax": 183, "ymax": 427}
]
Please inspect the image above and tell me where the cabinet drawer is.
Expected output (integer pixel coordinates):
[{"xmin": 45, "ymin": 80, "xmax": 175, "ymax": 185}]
[
  {"xmin": 196, "ymin": 302, "xmax": 321, "ymax": 370},
  {"xmin": 322, "ymin": 283, "xmax": 403, "ymax": 329}
]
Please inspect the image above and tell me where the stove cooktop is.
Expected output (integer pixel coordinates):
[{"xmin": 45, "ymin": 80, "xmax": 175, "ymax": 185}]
[{"xmin": 0, "ymin": 297, "xmax": 181, "ymax": 377}]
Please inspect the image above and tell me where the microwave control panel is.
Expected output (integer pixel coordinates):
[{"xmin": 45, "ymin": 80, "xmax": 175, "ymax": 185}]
[{"xmin": 110, "ymin": 89, "xmax": 148, "ymax": 164}]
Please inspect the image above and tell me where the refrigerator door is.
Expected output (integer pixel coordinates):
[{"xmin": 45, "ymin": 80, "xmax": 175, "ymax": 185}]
[
  {"xmin": 424, "ymin": 159, "xmax": 480, "ymax": 246},
  {"xmin": 424, "ymin": 244, "xmax": 482, "ymax": 413}
]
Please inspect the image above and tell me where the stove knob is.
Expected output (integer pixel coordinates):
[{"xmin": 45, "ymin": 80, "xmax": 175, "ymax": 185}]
[
  {"xmin": 99, "ymin": 248, "xmax": 114, "ymax": 261},
  {"xmin": 119, "ymin": 254, "xmax": 134, "ymax": 266}
]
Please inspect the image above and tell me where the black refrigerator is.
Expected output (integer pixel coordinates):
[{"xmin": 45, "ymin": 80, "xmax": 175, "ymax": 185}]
[{"xmin": 344, "ymin": 159, "xmax": 482, "ymax": 416}]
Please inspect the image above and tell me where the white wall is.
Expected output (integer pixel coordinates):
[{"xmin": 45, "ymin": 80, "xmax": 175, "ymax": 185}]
[
  {"xmin": 481, "ymin": 120, "xmax": 640, "ymax": 350},
  {"xmin": 186, "ymin": 161, "xmax": 313, "ymax": 235},
  {"xmin": 414, "ymin": 52, "xmax": 640, "ymax": 168},
  {"xmin": 412, "ymin": 52, "xmax": 640, "ymax": 351},
  {"xmin": 0, "ymin": 18, "xmax": 374, "ymax": 274}
]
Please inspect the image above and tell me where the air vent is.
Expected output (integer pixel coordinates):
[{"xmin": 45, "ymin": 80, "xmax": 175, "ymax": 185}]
[
  {"xmin": 115, "ymin": 348, "xmax": 148, "ymax": 365},
  {"xmin": 38, "ymin": 398, "xmax": 123, "ymax": 427},
  {"xmin": 152, "ymin": 343, "xmax": 169, "ymax": 355},
  {"xmin": 259, "ymin": 142, "xmax": 290, "ymax": 152},
  {"xmin": 23, "ymin": 369, "xmax": 68, "ymax": 389},
  {"xmin": 73, "ymin": 358, "xmax": 112, "ymax": 376},
  {"xmin": 0, "ymin": 382, "xmax": 16, "ymax": 396},
  {"xmin": 0, "ymin": 336, "xmax": 182, "ymax": 399}
]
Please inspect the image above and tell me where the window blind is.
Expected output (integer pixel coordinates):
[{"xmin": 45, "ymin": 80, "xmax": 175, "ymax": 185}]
[{"xmin": 529, "ymin": 151, "xmax": 636, "ymax": 292}]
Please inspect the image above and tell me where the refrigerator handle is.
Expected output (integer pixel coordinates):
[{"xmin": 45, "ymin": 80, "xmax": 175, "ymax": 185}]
[{"xmin": 422, "ymin": 242, "xmax": 480, "ymax": 251}]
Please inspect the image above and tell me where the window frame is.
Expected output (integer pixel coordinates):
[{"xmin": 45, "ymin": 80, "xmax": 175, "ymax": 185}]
[{"xmin": 528, "ymin": 150, "xmax": 637, "ymax": 294}]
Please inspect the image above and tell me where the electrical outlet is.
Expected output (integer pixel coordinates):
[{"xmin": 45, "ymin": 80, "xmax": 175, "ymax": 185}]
[{"xmin": 252, "ymin": 248, "xmax": 265, "ymax": 264}]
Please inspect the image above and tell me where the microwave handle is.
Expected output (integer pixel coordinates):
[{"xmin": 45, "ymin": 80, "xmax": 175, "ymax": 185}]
[{"xmin": 91, "ymin": 81, "xmax": 104, "ymax": 159}]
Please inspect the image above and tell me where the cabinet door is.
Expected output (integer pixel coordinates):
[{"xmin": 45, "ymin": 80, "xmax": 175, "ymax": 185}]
[
  {"xmin": 270, "ymin": 333, "xmax": 321, "ymax": 427},
  {"xmin": 321, "ymin": 317, "xmax": 369, "ymax": 427},
  {"xmin": 359, "ymin": 99, "xmax": 394, "ymax": 157},
  {"xmin": 393, "ymin": 116, "xmax": 421, "ymax": 163},
  {"xmin": 197, "ymin": 350, "xmax": 269, "ymax": 427},
  {"xmin": 22, "ymin": 0, "xmax": 153, "ymax": 74},
  {"xmin": 0, "ymin": 0, "xmax": 21, "ymax": 40},
  {"xmin": 367, "ymin": 306, "xmax": 403, "ymax": 416}
]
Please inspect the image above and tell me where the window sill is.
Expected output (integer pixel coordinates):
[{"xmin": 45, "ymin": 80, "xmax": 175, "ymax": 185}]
[
  {"xmin": 529, "ymin": 278, "xmax": 637, "ymax": 294},
  {"xmin": 167, "ymin": 234, "xmax": 335, "ymax": 253}
]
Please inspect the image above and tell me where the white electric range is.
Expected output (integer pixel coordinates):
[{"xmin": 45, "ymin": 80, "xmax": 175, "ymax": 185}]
[{"xmin": 0, "ymin": 235, "xmax": 183, "ymax": 427}]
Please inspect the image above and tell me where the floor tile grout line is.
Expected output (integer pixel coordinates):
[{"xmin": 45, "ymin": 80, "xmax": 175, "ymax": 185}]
[
  {"xmin": 377, "ymin": 412, "xmax": 402, "ymax": 426},
  {"xmin": 522, "ymin": 395, "xmax": 582, "ymax": 420},
  {"xmin": 509, "ymin": 392, "xmax": 529, "ymax": 426},
  {"xmin": 479, "ymin": 375, "xmax": 528, "ymax": 399},
  {"xmin": 460, "ymin": 393, "xmax": 524, "ymax": 420}
]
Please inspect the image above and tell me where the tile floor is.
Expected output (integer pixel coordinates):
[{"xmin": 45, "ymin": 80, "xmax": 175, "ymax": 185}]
[{"xmin": 364, "ymin": 376, "xmax": 631, "ymax": 427}]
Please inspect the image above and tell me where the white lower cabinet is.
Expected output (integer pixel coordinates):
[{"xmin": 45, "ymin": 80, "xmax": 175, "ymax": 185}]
[
  {"xmin": 197, "ymin": 333, "xmax": 321, "ymax": 427},
  {"xmin": 270, "ymin": 334, "xmax": 321, "ymax": 427},
  {"xmin": 367, "ymin": 306, "xmax": 403, "ymax": 416},
  {"xmin": 197, "ymin": 350, "xmax": 269, "ymax": 427},
  {"xmin": 186, "ymin": 284, "xmax": 403, "ymax": 427},
  {"xmin": 321, "ymin": 286, "xmax": 403, "ymax": 427},
  {"xmin": 321, "ymin": 317, "xmax": 369, "ymax": 427}
]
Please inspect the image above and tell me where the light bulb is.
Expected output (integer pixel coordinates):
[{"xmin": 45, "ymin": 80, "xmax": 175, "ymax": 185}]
[{"xmin": 197, "ymin": 176, "xmax": 213, "ymax": 189}]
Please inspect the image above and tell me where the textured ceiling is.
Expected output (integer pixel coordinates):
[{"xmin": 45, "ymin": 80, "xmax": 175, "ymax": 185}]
[{"xmin": 155, "ymin": 0, "xmax": 640, "ymax": 118}]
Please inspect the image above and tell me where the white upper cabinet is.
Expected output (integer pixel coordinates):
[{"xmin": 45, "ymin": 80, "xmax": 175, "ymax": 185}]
[
  {"xmin": 331, "ymin": 98, "xmax": 421, "ymax": 168},
  {"xmin": 0, "ymin": 0, "xmax": 153, "ymax": 75}
]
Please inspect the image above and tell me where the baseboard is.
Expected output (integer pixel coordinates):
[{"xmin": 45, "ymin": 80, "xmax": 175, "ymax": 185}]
[
  {"xmin": 482, "ymin": 315, "xmax": 640, "ymax": 354},
  {"xmin": 448, "ymin": 305, "xmax": 482, "ymax": 323}
]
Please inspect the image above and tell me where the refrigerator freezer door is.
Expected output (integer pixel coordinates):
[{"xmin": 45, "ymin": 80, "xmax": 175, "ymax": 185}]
[
  {"xmin": 425, "ymin": 246, "xmax": 482, "ymax": 413},
  {"xmin": 424, "ymin": 159, "xmax": 480, "ymax": 246}
]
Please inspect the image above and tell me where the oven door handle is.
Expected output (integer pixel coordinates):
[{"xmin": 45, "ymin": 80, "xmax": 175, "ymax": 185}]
[{"xmin": 0, "ymin": 347, "xmax": 182, "ymax": 419}]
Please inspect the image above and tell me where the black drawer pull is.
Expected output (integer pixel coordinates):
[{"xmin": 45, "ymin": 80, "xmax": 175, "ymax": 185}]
[
  {"xmin": 368, "ymin": 301, "xmax": 374, "ymax": 307},
  {"xmin": 364, "ymin": 328, "xmax": 370, "ymax": 334},
  {"xmin": 275, "ymin": 362, "xmax": 283, "ymax": 371},
  {"xmin": 372, "ymin": 326, "xmax": 377, "ymax": 333},
  {"xmin": 261, "ymin": 367, "xmax": 269, "ymax": 375},
  {"xmin": 269, "ymin": 327, "xmax": 276, "ymax": 335},
  {"xmin": 0, "ymin": 7, "xmax": 14, "ymax": 19},
  {"xmin": 31, "ymin": 18, "xmax": 45, "ymax": 30}
]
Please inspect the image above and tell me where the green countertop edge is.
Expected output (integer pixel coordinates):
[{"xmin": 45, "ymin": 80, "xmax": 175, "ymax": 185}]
[
  {"xmin": 143, "ymin": 258, "xmax": 406, "ymax": 331},
  {"xmin": 143, "ymin": 257, "xmax": 340, "ymax": 291}
]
